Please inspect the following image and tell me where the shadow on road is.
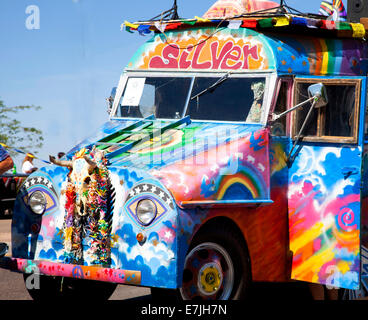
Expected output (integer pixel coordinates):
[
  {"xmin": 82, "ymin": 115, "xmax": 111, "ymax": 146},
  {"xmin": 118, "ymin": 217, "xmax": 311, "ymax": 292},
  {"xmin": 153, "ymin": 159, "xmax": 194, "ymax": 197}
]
[
  {"xmin": 250, "ymin": 281, "xmax": 313, "ymax": 300},
  {"xmin": 0, "ymin": 215, "xmax": 12, "ymax": 221},
  {"xmin": 121, "ymin": 282, "xmax": 314, "ymax": 302},
  {"xmin": 123, "ymin": 294, "xmax": 152, "ymax": 302}
]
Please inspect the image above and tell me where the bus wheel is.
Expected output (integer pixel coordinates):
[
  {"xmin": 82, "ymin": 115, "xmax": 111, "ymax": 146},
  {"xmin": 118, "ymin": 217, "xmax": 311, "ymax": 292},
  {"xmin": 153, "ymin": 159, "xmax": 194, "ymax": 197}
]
[
  {"xmin": 179, "ymin": 225, "xmax": 251, "ymax": 300},
  {"xmin": 23, "ymin": 274, "xmax": 117, "ymax": 301}
]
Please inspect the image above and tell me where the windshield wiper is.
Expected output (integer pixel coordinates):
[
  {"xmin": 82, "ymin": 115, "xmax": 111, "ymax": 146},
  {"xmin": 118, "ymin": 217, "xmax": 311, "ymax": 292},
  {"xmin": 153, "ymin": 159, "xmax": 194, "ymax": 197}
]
[{"xmin": 190, "ymin": 72, "xmax": 231, "ymax": 101}]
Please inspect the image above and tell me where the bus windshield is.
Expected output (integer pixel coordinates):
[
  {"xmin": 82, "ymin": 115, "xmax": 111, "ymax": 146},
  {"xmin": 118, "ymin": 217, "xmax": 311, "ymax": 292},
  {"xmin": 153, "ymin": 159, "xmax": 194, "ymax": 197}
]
[{"xmin": 114, "ymin": 75, "xmax": 267, "ymax": 123}]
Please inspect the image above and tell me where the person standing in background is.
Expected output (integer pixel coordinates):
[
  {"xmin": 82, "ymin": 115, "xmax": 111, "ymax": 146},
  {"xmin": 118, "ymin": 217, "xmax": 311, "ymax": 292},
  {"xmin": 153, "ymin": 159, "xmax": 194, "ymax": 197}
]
[
  {"xmin": 0, "ymin": 144, "xmax": 14, "ymax": 175},
  {"xmin": 22, "ymin": 153, "xmax": 38, "ymax": 174}
]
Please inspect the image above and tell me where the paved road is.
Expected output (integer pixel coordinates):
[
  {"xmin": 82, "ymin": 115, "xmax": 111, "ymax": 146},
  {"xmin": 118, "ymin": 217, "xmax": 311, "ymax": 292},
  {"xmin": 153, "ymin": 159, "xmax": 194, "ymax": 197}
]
[
  {"xmin": 0, "ymin": 218, "xmax": 11, "ymax": 246},
  {"xmin": 0, "ymin": 218, "xmax": 322, "ymax": 301},
  {"xmin": 0, "ymin": 218, "xmax": 151, "ymax": 300}
]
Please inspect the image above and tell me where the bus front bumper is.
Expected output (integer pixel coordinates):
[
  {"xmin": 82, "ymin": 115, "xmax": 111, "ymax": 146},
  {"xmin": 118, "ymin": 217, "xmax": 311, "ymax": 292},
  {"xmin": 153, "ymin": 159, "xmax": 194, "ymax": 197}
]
[{"xmin": 0, "ymin": 254, "xmax": 141, "ymax": 285}]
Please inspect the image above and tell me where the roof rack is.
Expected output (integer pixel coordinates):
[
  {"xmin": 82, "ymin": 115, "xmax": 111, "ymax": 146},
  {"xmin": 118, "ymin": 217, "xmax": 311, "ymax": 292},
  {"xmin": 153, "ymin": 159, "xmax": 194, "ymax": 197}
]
[{"xmin": 122, "ymin": 6, "xmax": 367, "ymax": 40}]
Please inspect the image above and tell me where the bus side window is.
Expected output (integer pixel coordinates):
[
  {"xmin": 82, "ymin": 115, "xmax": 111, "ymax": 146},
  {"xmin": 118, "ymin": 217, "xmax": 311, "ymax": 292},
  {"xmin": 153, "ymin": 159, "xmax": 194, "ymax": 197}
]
[
  {"xmin": 293, "ymin": 79, "xmax": 359, "ymax": 144},
  {"xmin": 271, "ymin": 81, "xmax": 289, "ymax": 136}
]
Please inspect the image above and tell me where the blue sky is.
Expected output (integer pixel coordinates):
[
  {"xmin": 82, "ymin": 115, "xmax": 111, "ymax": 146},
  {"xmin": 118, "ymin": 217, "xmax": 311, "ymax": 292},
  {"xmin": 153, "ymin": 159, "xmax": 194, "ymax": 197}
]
[{"xmin": 0, "ymin": 0, "xmax": 347, "ymax": 168}]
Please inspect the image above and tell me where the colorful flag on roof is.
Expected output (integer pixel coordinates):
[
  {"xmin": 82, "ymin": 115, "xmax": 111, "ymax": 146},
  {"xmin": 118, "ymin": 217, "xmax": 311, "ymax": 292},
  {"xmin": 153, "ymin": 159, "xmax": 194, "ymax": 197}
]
[{"xmin": 319, "ymin": 0, "xmax": 347, "ymax": 21}]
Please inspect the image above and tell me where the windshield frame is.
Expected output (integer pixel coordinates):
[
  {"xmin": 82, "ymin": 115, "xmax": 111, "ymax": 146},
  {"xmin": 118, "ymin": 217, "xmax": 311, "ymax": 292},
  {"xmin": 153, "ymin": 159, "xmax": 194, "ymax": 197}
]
[{"xmin": 110, "ymin": 70, "xmax": 276, "ymax": 125}]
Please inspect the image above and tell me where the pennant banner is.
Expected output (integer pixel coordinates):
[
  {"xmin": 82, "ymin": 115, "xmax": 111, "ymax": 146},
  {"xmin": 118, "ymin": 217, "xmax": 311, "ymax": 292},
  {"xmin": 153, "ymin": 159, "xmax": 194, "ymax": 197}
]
[
  {"xmin": 154, "ymin": 21, "xmax": 168, "ymax": 33},
  {"xmin": 241, "ymin": 19, "xmax": 258, "ymax": 28},
  {"xmin": 274, "ymin": 17, "xmax": 290, "ymax": 27},
  {"xmin": 227, "ymin": 20, "xmax": 242, "ymax": 29},
  {"xmin": 121, "ymin": 14, "xmax": 367, "ymax": 40},
  {"xmin": 124, "ymin": 21, "xmax": 139, "ymax": 29},
  {"xmin": 351, "ymin": 23, "xmax": 366, "ymax": 38},
  {"xmin": 291, "ymin": 17, "xmax": 308, "ymax": 27},
  {"xmin": 195, "ymin": 16, "xmax": 211, "ymax": 23},
  {"xmin": 137, "ymin": 25, "xmax": 152, "ymax": 36}
]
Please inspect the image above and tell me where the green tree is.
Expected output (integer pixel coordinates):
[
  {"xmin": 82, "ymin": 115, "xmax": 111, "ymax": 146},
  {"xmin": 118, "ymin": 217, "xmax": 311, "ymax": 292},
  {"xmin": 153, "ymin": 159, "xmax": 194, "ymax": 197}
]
[{"xmin": 0, "ymin": 99, "xmax": 44, "ymax": 158}]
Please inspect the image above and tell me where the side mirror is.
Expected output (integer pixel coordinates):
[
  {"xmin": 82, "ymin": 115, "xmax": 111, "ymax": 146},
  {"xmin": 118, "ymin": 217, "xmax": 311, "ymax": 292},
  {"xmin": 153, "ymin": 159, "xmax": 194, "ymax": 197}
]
[
  {"xmin": 270, "ymin": 82, "xmax": 328, "ymax": 122},
  {"xmin": 308, "ymin": 83, "xmax": 328, "ymax": 108},
  {"xmin": 286, "ymin": 83, "xmax": 328, "ymax": 166}
]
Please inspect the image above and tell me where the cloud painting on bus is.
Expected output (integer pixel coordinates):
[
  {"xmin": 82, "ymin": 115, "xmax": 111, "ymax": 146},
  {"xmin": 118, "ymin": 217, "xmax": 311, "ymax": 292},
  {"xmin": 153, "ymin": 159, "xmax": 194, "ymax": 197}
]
[{"xmin": 288, "ymin": 146, "xmax": 361, "ymax": 289}]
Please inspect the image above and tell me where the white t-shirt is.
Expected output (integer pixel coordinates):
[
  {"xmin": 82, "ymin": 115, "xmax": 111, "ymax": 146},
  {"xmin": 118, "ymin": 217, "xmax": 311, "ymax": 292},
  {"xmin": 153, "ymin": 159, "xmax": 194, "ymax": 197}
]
[{"xmin": 22, "ymin": 161, "xmax": 35, "ymax": 174}]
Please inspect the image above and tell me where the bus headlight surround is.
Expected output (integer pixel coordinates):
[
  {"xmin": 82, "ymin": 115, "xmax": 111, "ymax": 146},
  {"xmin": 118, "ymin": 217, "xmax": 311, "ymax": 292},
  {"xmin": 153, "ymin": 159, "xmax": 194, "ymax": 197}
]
[
  {"xmin": 136, "ymin": 198, "xmax": 157, "ymax": 226},
  {"xmin": 29, "ymin": 190, "xmax": 46, "ymax": 215}
]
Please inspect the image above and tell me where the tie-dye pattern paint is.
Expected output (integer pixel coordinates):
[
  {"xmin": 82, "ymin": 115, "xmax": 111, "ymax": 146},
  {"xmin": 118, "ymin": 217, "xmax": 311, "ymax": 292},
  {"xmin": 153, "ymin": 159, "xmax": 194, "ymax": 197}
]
[{"xmin": 288, "ymin": 146, "xmax": 361, "ymax": 289}]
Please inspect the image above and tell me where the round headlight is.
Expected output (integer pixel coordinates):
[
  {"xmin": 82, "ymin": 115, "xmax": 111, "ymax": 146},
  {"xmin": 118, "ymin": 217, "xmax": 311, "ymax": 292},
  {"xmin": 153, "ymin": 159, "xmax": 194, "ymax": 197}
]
[
  {"xmin": 29, "ymin": 191, "xmax": 46, "ymax": 215},
  {"xmin": 136, "ymin": 199, "xmax": 157, "ymax": 226}
]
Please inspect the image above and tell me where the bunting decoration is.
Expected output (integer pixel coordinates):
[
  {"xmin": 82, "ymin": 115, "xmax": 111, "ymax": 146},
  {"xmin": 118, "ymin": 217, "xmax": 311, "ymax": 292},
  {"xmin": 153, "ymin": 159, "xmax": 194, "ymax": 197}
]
[
  {"xmin": 227, "ymin": 19, "xmax": 242, "ymax": 29},
  {"xmin": 122, "ymin": 14, "xmax": 367, "ymax": 40},
  {"xmin": 122, "ymin": 21, "xmax": 140, "ymax": 34},
  {"xmin": 351, "ymin": 23, "xmax": 366, "ymax": 38},
  {"xmin": 154, "ymin": 21, "xmax": 167, "ymax": 33},
  {"xmin": 194, "ymin": 16, "xmax": 211, "ymax": 23},
  {"xmin": 274, "ymin": 16, "xmax": 290, "ymax": 27},
  {"xmin": 120, "ymin": 0, "xmax": 361, "ymax": 37}
]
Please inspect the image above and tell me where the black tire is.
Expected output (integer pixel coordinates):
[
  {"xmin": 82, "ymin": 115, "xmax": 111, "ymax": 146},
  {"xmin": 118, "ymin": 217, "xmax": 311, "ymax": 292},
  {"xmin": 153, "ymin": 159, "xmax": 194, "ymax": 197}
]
[
  {"xmin": 0, "ymin": 204, "xmax": 5, "ymax": 219},
  {"xmin": 151, "ymin": 222, "xmax": 251, "ymax": 300},
  {"xmin": 23, "ymin": 274, "xmax": 117, "ymax": 301}
]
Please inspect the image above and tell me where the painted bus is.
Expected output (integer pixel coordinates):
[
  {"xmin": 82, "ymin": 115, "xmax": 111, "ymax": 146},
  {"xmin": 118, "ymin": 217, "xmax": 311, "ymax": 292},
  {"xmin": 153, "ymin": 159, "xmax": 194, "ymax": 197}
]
[{"xmin": 1, "ymin": 1, "xmax": 368, "ymax": 300}]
